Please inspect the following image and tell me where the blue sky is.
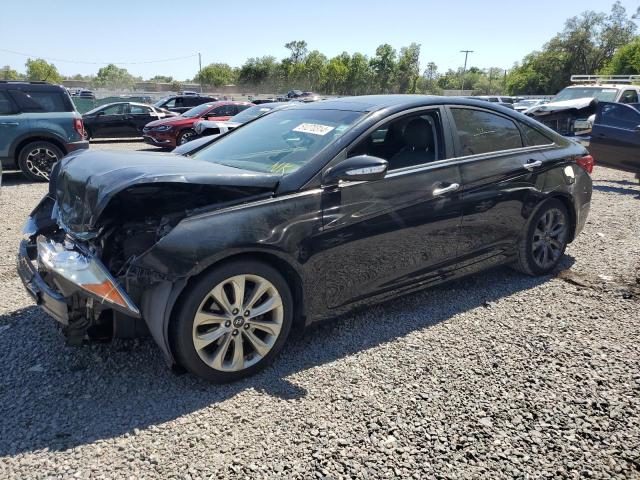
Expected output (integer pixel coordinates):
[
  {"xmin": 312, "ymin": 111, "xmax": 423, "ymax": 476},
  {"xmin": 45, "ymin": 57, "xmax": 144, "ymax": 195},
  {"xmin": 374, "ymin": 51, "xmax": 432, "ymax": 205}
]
[{"xmin": 0, "ymin": 0, "xmax": 636, "ymax": 80}]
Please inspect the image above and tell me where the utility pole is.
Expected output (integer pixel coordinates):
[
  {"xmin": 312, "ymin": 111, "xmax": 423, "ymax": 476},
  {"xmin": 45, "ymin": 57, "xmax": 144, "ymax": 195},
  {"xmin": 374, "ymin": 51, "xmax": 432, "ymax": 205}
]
[
  {"xmin": 198, "ymin": 52, "xmax": 202, "ymax": 93},
  {"xmin": 460, "ymin": 50, "xmax": 473, "ymax": 95}
]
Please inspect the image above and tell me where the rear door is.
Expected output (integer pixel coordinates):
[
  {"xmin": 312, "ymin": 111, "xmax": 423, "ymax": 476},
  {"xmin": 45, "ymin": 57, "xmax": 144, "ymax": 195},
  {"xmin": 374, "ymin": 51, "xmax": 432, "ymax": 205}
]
[
  {"xmin": 0, "ymin": 91, "xmax": 23, "ymax": 162},
  {"xmin": 590, "ymin": 102, "xmax": 640, "ymax": 174},
  {"xmin": 94, "ymin": 103, "xmax": 128, "ymax": 137},
  {"xmin": 447, "ymin": 106, "xmax": 553, "ymax": 263}
]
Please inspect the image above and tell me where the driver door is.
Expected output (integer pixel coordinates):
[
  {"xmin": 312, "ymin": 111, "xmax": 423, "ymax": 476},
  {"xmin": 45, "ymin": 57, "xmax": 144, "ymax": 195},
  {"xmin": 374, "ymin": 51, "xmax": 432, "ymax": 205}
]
[
  {"xmin": 590, "ymin": 102, "xmax": 640, "ymax": 174},
  {"xmin": 315, "ymin": 107, "xmax": 463, "ymax": 308}
]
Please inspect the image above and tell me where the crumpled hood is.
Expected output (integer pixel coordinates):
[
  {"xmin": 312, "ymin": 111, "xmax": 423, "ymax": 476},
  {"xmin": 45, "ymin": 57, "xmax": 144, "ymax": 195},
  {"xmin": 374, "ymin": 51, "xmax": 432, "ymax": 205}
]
[
  {"xmin": 528, "ymin": 97, "xmax": 596, "ymax": 116},
  {"xmin": 53, "ymin": 149, "xmax": 280, "ymax": 235}
]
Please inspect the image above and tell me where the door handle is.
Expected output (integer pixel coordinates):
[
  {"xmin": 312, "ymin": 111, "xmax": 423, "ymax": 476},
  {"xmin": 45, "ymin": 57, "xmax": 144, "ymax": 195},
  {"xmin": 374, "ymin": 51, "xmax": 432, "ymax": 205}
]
[
  {"xmin": 0, "ymin": 122, "xmax": 19, "ymax": 127},
  {"xmin": 433, "ymin": 182, "xmax": 460, "ymax": 196},
  {"xmin": 523, "ymin": 159, "xmax": 543, "ymax": 171}
]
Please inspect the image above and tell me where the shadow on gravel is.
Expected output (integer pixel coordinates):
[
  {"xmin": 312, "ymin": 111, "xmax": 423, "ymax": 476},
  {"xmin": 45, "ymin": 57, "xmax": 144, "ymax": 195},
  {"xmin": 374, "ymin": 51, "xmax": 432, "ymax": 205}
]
[
  {"xmin": 593, "ymin": 184, "xmax": 640, "ymax": 198},
  {"xmin": 89, "ymin": 138, "xmax": 145, "ymax": 144},
  {"xmin": 1, "ymin": 171, "xmax": 41, "ymax": 187},
  {"xmin": 0, "ymin": 256, "xmax": 574, "ymax": 456}
]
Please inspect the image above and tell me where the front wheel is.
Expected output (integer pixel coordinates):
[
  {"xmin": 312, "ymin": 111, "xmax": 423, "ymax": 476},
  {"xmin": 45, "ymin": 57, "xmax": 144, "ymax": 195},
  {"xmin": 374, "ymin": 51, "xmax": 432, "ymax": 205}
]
[
  {"xmin": 176, "ymin": 128, "xmax": 197, "ymax": 146},
  {"xmin": 18, "ymin": 141, "xmax": 64, "ymax": 182},
  {"xmin": 170, "ymin": 260, "xmax": 294, "ymax": 383},
  {"xmin": 513, "ymin": 199, "xmax": 570, "ymax": 276}
]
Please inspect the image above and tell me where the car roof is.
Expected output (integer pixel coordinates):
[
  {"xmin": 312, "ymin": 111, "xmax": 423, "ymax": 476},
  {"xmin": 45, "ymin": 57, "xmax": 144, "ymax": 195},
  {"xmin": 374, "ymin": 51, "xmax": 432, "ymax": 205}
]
[
  {"xmin": 0, "ymin": 81, "xmax": 66, "ymax": 92},
  {"xmin": 291, "ymin": 94, "xmax": 514, "ymax": 113}
]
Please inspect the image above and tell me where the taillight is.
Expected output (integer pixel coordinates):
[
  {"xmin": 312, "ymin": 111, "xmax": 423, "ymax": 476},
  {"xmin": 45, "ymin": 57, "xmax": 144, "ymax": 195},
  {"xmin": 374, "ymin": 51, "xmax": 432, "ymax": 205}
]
[
  {"xmin": 73, "ymin": 118, "xmax": 84, "ymax": 137},
  {"xmin": 576, "ymin": 154, "xmax": 594, "ymax": 174}
]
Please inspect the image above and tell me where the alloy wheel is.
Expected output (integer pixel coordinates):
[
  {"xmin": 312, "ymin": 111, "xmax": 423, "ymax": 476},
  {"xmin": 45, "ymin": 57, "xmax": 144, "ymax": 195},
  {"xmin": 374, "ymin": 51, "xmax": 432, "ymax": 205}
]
[
  {"xmin": 25, "ymin": 148, "xmax": 58, "ymax": 180},
  {"xmin": 192, "ymin": 274, "xmax": 284, "ymax": 372},
  {"xmin": 178, "ymin": 130, "xmax": 196, "ymax": 145},
  {"xmin": 531, "ymin": 207, "xmax": 567, "ymax": 269}
]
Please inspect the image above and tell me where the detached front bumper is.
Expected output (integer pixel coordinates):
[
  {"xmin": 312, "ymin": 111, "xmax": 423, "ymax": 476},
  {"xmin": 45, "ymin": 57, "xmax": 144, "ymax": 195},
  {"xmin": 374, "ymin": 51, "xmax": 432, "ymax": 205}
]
[{"xmin": 17, "ymin": 232, "xmax": 141, "ymax": 326}]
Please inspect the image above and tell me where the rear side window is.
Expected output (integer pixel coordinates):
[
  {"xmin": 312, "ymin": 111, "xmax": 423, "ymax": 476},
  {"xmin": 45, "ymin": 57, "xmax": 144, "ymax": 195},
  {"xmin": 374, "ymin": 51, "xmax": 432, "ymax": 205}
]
[
  {"xmin": 0, "ymin": 91, "xmax": 14, "ymax": 114},
  {"xmin": 130, "ymin": 105, "xmax": 152, "ymax": 114},
  {"xmin": 599, "ymin": 103, "xmax": 640, "ymax": 129},
  {"xmin": 519, "ymin": 123, "xmax": 552, "ymax": 146},
  {"xmin": 450, "ymin": 108, "xmax": 523, "ymax": 155},
  {"xmin": 620, "ymin": 90, "xmax": 639, "ymax": 104},
  {"xmin": 9, "ymin": 90, "xmax": 71, "ymax": 112}
]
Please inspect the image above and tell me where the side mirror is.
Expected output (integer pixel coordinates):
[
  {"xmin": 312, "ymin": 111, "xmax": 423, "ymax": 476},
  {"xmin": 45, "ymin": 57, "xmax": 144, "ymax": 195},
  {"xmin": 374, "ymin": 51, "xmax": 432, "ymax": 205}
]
[{"xmin": 322, "ymin": 155, "xmax": 388, "ymax": 186}]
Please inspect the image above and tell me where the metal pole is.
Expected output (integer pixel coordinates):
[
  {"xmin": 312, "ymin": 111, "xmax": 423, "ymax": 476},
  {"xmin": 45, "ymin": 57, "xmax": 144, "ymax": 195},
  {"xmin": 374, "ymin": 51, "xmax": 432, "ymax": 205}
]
[
  {"xmin": 198, "ymin": 52, "xmax": 202, "ymax": 94},
  {"xmin": 460, "ymin": 50, "xmax": 473, "ymax": 95}
]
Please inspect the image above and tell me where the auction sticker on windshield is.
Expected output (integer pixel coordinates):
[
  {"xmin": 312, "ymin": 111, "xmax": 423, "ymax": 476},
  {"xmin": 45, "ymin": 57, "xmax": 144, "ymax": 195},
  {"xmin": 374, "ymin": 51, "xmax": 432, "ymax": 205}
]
[{"xmin": 293, "ymin": 123, "xmax": 335, "ymax": 136}]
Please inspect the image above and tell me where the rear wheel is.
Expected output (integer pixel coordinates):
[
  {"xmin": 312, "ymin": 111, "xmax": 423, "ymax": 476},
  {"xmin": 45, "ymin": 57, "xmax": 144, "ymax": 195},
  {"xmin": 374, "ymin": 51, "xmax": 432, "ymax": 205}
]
[
  {"xmin": 18, "ymin": 141, "xmax": 64, "ymax": 182},
  {"xmin": 177, "ymin": 128, "xmax": 197, "ymax": 146},
  {"xmin": 171, "ymin": 260, "xmax": 293, "ymax": 383},
  {"xmin": 513, "ymin": 199, "xmax": 570, "ymax": 276}
]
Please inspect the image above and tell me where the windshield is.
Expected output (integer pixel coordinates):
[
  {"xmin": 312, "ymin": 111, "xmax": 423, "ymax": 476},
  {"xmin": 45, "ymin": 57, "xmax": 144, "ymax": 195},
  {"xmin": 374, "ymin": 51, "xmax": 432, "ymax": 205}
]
[
  {"xmin": 153, "ymin": 97, "xmax": 171, "ymax": 108},
  {"xmin": 554, "ymin": 87, "xmax": 619, "ymax": 102},
  {"xmin": 230, "ymin": 105, "xmax": 277, "ymax": 124},
  {"xmin": 515, "ymin": 99, "xmax": 538, "ymax": 107},
  {"xmin": 192, "ymin": 108, "xmax": 363, "ymax": 174},
  {"xmin": 182, "ymin": 103, "xmax": 215, "ymax": 118}
]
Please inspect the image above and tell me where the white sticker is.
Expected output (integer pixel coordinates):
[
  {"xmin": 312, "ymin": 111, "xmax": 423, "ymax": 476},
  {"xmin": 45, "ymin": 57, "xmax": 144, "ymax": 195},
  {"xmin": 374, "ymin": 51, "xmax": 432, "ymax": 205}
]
[
  {"xmin": 602, "ymin": 89, "xmax": 617, "ymax": 93},
  {"xmin": 259, "ymin": 108, "xmax": 270, "ymax": 112},
  {"xmin": 293, "ymin": 123, "xmax": 335, "ymax": 136}
]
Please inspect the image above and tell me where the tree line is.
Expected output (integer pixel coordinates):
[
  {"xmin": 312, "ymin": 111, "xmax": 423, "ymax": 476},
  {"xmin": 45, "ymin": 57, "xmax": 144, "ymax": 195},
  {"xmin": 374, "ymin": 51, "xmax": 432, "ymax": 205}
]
[{"xmin": 2, "ymin": 1, "xmax": 638, "ymax": 96}]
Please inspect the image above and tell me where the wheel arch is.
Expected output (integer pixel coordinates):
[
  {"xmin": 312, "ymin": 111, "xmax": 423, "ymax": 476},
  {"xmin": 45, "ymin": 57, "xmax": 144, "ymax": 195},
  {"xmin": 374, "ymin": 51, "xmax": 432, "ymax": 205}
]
[
  {"xmin": 12, "ymin": 134, "xmax": 67, "ymax": 163},
  {"xmin": 547, "ymin": 193, "xmax": 577, "ymax": 242}
]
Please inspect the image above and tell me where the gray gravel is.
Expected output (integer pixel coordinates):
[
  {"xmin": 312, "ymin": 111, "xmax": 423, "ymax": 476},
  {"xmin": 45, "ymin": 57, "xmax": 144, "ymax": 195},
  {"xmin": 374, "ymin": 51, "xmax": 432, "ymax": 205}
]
[{"xmin": 0, "ymin": 140, "xmax": 639, "ymax": 479}]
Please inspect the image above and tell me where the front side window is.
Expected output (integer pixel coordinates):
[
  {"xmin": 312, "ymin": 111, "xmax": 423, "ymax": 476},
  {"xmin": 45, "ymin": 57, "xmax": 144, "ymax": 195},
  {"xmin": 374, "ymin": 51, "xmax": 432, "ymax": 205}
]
[
  {"xmin": 450, "ymin": 108, "xmax": 523, "ymax": 156},
  {"xmin": 192, "ymin": 108, "xmax": 363, "ymax": 174},
  {"xmin": 211, "ymin": 104, "xmax": 237, "ymax": 117},
  {"xmin": 348, "ymin": 109, "xmax": 444, "ymax": 170},
  {"xmin": 620, "ymin": 90, "xmax": 639, "ymax": 104},
  {"xmin": 599, "ymin": 103, "xmax": 640, "ymax": 129},
  {"xmin": 102, "ymin": 104, "xmax": 125, "ymax": 115}
]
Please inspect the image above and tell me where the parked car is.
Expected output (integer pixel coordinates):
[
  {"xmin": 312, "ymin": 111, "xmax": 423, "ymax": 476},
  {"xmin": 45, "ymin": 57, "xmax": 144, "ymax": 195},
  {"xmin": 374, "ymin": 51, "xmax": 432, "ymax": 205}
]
[
  {"xmin": 192, "ymin": 102, "xmax": 286, "ymax": 137},
  {"xmin": 286, "ymin": 90, "xmax": 303, "ymax": 98},
  {"xmin": 526, "ymin": 75, "xmax": 640, "ymax": 136},
  {"xmin": 69, "ymin": 88, "xmax": 95, "ymax": 99},
  {"xmin": 589, "ymin": 101, "xmax": 640, "ymax": 181},
  {"xmin": 143, "ymin": 101, "xmax": 253, "ymax": 147},
  {"xmin": 472, "ymin": 96, "xmax": 515, "ymax": 109},
  {"xmin": 513, "ymin": 99, "xmax": 548, "ymax": 113},
  {"xmin": 0, "ymin": 81, "xmax": 88, "ymax": 181},
  {"xmin": 250, "ymin": 98, "xmax": 278, "ymax": 105},
  {"xmin": 83, "ymin": 102, "xmax": 177, "ymax": 139},
  {"xmin": 153, "ymin": 94, "xmax": 218, "ymax": 114},
  {"xmin": 18, "ymin": 95, "xmax": 593, "ymax": 382}
]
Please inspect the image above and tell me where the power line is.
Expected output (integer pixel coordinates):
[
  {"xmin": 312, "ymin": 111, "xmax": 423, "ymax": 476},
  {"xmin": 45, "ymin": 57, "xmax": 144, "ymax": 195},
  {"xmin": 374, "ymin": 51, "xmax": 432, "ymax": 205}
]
[{"xmin": 0, "ymin": 48, "xmax": 198, "ymax": 65}]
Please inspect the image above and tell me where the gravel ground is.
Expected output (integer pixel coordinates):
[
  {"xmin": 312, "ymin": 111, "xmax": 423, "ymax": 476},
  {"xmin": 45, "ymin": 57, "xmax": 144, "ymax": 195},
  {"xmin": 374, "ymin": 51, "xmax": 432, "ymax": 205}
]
[{"xmin": 0, "ymin": 140, "xmax": 639, "ymax": 479}]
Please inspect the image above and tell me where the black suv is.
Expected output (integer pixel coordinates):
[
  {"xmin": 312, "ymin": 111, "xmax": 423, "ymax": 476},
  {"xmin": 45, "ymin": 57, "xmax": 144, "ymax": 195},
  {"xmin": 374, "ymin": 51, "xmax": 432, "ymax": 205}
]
[
  {"xmin": 0, "ymin": 81, "xmax": 88, "ymax": 181},
  {"xmin": 153, "ymin": 94, "xmax": 218, "ymax": 114}
]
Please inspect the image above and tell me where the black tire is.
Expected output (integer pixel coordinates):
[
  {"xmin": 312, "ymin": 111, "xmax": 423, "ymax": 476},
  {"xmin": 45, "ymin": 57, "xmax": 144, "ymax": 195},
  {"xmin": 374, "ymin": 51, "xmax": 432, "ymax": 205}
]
[
  {"xmin": 512, "ymin": 198, "xmax": 570, "ymax": 276},
  {"xmin": 176, "ymin": 128, "xmax": 197, "ymax": 146},
  {"xmin": 170, "ymin": 260, "xmax": 294, "ymax": 383},
  {"xmin": 18, "ymin": 141, "xmax": 64, "ymax": 182},
  {"xmin": 84, "ymin": 127, "xmax": 92, "ymax": 140}
]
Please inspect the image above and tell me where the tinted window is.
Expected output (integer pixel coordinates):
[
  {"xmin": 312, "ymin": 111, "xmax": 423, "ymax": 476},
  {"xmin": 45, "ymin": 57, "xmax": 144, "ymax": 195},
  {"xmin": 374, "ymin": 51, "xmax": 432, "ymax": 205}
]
[
  {"xmin": 185, "ymin": 97, "xmax": 204, "ymax": 107},
  {"xmin": 9, "ymin": 90, "xmax": 70, "ymax": 112},
  {"xmin": 102, "ymin": 104, "xmax": 125, "ymax": 115},
  {"xmin": 450, "ymin": 108, "xmax": 523, "ymax": 155},
  {"xmin": 213, "ymin": 104, "xmax": 238, "ymax": 116},
  {"xmin": 130, "ymin": 104, "xmax": 152, "ymax": 114},
  {"xmin": 520, "ymin": 123, "xmax": 552, "ymax": 146},
  {"xmin": 0, "ymin": 91, "xmax": 14, "ymax": 114},
  {"xmin": 620, "ymin": 90, "xmax": 639, "ymax": 104},
  {"xmin": 348, "ymin": 109, "xmax": 444, "ymax": 169},
  {"xmin": 599, "ymin": 103, "xmax": 640, "ymax": 129},
  {"xmin": 182, "ymin": 103, "xmax": 215, "ymax": 118}
]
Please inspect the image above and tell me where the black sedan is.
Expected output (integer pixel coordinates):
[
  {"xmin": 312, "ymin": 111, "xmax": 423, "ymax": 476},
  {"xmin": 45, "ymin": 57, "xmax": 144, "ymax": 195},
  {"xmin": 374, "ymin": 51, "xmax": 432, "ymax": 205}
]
[
  {"xmin": 83, "ymin": 102, "xmax": 177, "ymax": 139},
  {"xmin": 18, "ymin": 95, "xmax": 593, "ymax": 382}
]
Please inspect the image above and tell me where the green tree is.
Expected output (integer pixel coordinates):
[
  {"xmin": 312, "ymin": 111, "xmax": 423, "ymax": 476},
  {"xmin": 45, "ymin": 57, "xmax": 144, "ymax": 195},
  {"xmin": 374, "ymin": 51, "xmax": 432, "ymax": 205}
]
[
  {"xmin": 603, "ymin": 36, "xmax": 640, "ymax": 73},
  {"xmin": 238, "ymin": 56, "xmax": 278, "ymax": 88},
  {"xmin": 284, "ymin": 40, "xmax": 308, "ymax": 64},
  {"xmin": 304, "ymin": 50, "xmax": 328, "ymax": 91},
  {"xmin": 417, "ymin": 62, "xmax": 441, "ymax": 94},
  {"xmin": 148, "ymin": 75, "xmax": 174, "ymax": 83},
  {"xmin": 195, "ymin": 63, "xmax": 237, "ymax": 87},
  {"xmin": 92, "ymin": 64, "xmax": 136, "ymax": 90},
  {"xmin": 25, "ymin": 58, "xmax": 62, "ymax": 83},
  {"xmin": 2, "ymin": 65, "xmax": 23, "ymax": 80},
  {"xmin": 346, "ymin": 53, "xmax": 372, "ymax": 95},
  {"xmin": 396, "ymin": 43, "xmax": 421, "ymax": 93},
  {"xmin": 324, "ymin": 54, "xmax": 349, "ymax": 94},
  {"xmin": 370, "ymin": 44, "xmax": 397, "ymax": 93}
]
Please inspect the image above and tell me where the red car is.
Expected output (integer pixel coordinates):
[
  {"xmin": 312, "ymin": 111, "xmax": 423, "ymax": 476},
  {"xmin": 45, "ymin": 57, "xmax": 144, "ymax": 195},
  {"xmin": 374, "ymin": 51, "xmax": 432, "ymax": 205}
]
[{"xmin": 142, "ymin": 101, "xmax": 253, "ymax": 147}]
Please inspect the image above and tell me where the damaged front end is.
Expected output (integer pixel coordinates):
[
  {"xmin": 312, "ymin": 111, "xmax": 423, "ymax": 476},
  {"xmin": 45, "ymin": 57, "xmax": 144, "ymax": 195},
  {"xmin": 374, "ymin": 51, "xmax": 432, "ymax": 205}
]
[
  {"xmin": 17, "ymin": 149, "xmax": 279, "ymax": 348},
  {"xmin": 526, "ymin": 97, "xmax": 597, "ymax": 136}
]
